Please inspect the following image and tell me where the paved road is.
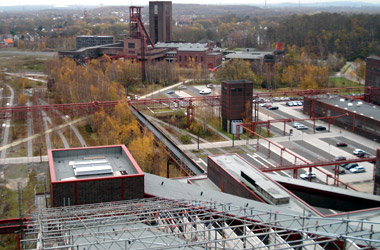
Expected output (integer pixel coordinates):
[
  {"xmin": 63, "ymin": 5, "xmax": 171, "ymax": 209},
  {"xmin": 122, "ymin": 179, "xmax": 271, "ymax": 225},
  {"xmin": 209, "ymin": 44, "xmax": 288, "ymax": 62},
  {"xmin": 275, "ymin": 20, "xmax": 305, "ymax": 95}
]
[
  {"xmin": 0, "ymin": 50, "xmax": 56, "ymax": 57},
  {"xmin": 39, "ymin": 99, "xmax": 87, "ymax": 147},
  {"xmin": 45, "ymin": 115, "xmax": 69, "ymax": 148},
  {"xmin": 1, "ymin": 84, "xmax": 14, "ymax": 158},
  {"xmin": 27, "ymin": 101, "xmax": 33, "ymax": 157},
  {"xmin": 41, "ymin": 110, "xmax": 52, "ymax": 150}
]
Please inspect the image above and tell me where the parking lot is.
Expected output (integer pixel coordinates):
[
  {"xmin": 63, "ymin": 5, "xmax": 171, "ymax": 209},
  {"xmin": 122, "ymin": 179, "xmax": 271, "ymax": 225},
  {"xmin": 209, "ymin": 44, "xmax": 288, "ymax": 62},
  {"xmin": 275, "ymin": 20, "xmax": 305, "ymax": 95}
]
[{"xmin": 160, "ymin": 84, "xmax": 379, "ymax": 193}]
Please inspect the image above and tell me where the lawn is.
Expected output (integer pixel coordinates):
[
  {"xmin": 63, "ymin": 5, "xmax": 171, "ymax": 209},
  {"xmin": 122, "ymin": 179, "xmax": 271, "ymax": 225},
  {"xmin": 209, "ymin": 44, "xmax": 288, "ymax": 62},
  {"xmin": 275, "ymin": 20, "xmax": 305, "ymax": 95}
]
[{"xmin": 329, "ymin": 77, "xmax": 362, "ymax": 88}]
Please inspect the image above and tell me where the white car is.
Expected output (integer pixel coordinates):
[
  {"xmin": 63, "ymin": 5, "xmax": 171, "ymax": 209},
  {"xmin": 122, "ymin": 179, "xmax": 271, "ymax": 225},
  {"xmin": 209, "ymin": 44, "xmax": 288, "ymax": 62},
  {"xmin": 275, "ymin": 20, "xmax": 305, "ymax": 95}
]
[
  {"xmin": 353, "ymin": 149, "xmax": 365, "ymax": 155},
  {"xmin": 296, "ymin": 124, "xmax": 308, "ymax": 130},
  {"xmin": 206, "ymin": 84, "xmax": 214, "ymax": 88},
  {"xmin": 300, "ymin": 172, "xmax": 316, "ymax": 179},
  {"xmin": 199, "ymin": 88, "xmax": 211, "ymax": 95},
  {"xmin": 349, "ymin": 166, "xmax": 365, "ymax": 173},
  {"xmin": 293, "ymin": 122, "xmax": 302, "ymax": 128}
]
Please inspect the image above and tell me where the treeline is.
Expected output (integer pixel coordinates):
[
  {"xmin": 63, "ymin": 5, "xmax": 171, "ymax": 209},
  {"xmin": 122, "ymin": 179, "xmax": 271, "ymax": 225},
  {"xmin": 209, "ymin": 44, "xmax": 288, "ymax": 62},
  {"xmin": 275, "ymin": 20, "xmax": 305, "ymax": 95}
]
[
  {"xmin": 216, "ymin": 46, "xmax": 341, "ymax": 90},
  {"xmin": 266, "ymin": 13, "xmax": 380, "ymax": 60},
  {"xmin": 45, "ymin": 56, "xmax": 187, "ymax": 103}
]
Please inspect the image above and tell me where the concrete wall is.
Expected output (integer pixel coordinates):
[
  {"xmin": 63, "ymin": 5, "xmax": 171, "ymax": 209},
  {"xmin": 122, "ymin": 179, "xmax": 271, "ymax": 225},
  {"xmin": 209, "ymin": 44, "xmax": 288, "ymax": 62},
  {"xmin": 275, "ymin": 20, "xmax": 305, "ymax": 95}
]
[
  {"xmin": 52, "ymin": 176, "xmax": 144, "ymax": 207},
  {"xmin": 282, "ymin": 183, "xmax": 380, "ymax": 212},
  {"xmin": 207, "ymin": 157, "xmax": 262, "ymax": 202}
]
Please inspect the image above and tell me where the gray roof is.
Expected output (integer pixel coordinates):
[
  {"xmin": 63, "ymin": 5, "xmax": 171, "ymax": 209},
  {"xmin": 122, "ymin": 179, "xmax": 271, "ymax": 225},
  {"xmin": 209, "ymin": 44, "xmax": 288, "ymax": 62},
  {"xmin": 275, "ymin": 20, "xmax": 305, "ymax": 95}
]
[
  {"xmin": 367, "ymin": 55, "xmax": 380, "ymax": 60},
  {"xmin": 51, "ymin": 146, "xmax": 139, "ymax": 181},
  {"xmin": 225, "ymin": 51, "xmax": 272, "ymax": 60},
  {"xmin": 155, "ymin": 42, "xmax": 209, "ymax": 52},
  {"xmin": 177, "ymin": 43, "xmax": 208, "ymax": 52},
  {"xmin": 144, "ymin": 173, "xmax": 310, "ymax": 216},
  {"xmin": 320, "ymin": 96, "xmax": 380, "ymax": 121}
]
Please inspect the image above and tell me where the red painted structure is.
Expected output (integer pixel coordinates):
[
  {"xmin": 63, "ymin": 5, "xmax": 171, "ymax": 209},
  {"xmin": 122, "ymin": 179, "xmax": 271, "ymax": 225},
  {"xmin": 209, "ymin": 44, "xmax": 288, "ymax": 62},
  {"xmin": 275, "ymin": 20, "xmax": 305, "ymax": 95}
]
[
  {"xmin": 0, "ymin": 86, "xmax": 365, "ymax": 120},
  {"xmin": 49, "ymin": 145, "xmax": 144, "ymax": 207}
]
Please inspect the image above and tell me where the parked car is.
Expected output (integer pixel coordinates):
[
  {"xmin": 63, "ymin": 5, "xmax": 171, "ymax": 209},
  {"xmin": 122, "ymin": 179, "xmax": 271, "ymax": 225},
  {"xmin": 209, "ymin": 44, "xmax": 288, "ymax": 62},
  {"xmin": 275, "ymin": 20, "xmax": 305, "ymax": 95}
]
[
  {"xmin": 343, "ymin": 163, "xmax": 359, "ymax": 170},
  {"xmin": 260, "ymin": 103, "xmax": 268, "ymax": 107},
  {"xmin": 178, "ymin": 85, "xmax": 186, "ymax": 89},
  {"xmin": 336, "ymin": 142, "xmax": 348, "ymax": 147},
  {"xmin": 206, "ymin": 84, "xmax": 214, "ymax": 88},
  {"xmin": 199, "ymin": 88, "xmax": 211, "ymax": 95},
  {"xmin": 300, "ymin": 172, "xmax": 316, "ymax": 179},
  {"xmin": 286, "ymin": 101, "xmax": 294, "ymax": 106},
  {"xmin": 350, "ymin": 166, "xmax": 366, "ymax": 173},
  {"xmin": 293, "ymin": 122, "xmax": 302, "ymax": 128},
  {"xmin": 353, "ymin": 149, "xmax": 366, "ymax": 155},
  {"xmin": 265, "ymin": 104, "xmax": 272, "ymax": 108},
  {"xmin": 296, "ymin": 101, "xmax": 303, "ymax": 106},
  {"xmin": 267, "ymin": 106, "xmax": 279, "ymax": 110},
  {"xmin": 295, "ymin": 124, "xmax": 308, "ymax": 130},
  {"xmin": 166, "ymin": 90, "xmax": 175, "ymax": 94},
  {"xmin": 315, "ymin": 126, "xmax": 326, "ymax": 131},
  {"xmin": 333, "ymin": 156, "xmax": 346, "ymax": 162}
]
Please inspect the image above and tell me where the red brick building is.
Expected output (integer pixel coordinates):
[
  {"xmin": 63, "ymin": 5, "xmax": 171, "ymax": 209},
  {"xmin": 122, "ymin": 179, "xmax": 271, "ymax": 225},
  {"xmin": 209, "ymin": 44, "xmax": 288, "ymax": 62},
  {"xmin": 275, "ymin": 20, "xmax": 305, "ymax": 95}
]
[{"xmin": 365, "ymin": 55, "xmax": 380, "ymax": 105}]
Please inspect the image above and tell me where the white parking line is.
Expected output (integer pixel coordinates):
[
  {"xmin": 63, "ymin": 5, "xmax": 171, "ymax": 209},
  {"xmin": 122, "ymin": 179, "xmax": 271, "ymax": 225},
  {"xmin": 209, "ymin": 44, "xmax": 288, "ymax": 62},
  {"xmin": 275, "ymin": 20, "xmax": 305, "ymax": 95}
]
[
  {"xmin": 281, "ymin": 171, "xmax": 291, "ymax": 178},
  {"xmin": 198, "ymin": 158, "xmax": 207, "ymax": 166},
  {"xmin": 247, "ymin": 154, "xmax": 268, "ymax": 168}
]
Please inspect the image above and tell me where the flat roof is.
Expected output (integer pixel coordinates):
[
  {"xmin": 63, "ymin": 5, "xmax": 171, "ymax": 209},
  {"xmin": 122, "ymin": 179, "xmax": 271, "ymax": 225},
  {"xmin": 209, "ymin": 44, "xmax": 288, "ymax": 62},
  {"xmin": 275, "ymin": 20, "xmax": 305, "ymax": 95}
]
[
  {"xmin": 367, "ymin": 55, "xmax": 380, "ymax": 60},
  {"xmin": 225, "ymin": 51, "xmax": 271, "ymax": 60},
  {"xmin": 209, "ymin": 154, "xmax": 290, "ymax": 204},
  {"xmin": 49, "ymin": 145, "xmax": 143, "ymax": 182},
  {"xmin": 319, "ymin": 96, "xmax": 380, "ymax": 121},
  {"xmin": 77, "ymin": 35, "xmax": 113, "ymax": 38}
]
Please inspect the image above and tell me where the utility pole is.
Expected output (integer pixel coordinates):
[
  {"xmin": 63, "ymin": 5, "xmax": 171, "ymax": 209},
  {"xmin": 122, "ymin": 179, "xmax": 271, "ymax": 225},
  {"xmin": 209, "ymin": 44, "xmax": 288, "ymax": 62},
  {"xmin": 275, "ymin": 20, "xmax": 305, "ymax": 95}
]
[{"xmin": 18, "ymin": 182, "xmax": 24, "ymax": 247}]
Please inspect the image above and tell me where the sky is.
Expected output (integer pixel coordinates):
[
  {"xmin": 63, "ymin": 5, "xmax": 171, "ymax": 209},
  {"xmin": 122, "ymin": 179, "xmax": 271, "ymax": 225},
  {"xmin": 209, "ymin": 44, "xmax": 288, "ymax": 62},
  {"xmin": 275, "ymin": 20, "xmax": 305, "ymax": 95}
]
[{"xmin": 0, "ymin": 0, "xmax": 379, "ymax": 7}]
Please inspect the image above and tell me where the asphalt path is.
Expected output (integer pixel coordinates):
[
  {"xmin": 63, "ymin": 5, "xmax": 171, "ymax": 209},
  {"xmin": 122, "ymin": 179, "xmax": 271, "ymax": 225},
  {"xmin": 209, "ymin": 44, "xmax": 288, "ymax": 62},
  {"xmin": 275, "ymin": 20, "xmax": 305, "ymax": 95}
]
[
  {"xmin": 39, "ymin": 99, "xmax": 87, "ymax": 147},
  {"xmin": 1, "ymin": 84, "xmax": 14, "ymax": 158},
  {"xmin": 27, "ymin": 101, "xmax": 33, "ymax": 157},
  {"xmin": 319, "ymin": 136, "xmax": 376, "ymax": 156}
]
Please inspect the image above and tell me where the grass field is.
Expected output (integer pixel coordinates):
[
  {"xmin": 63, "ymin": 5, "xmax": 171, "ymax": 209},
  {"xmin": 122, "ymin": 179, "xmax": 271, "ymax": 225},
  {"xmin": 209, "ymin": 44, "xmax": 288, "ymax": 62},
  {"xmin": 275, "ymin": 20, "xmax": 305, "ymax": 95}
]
[
  {"xmin": 328, "ymin": 77, "xmax": 361, "ymax": 87},
  {"xmin": 0, "ymin": 48, "xmax": 55, "ymax": 72}
]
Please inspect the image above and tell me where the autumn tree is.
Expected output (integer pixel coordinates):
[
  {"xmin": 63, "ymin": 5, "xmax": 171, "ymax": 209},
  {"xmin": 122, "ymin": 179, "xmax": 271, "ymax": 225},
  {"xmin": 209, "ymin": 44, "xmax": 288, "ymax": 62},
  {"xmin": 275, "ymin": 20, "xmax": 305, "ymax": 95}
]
[{"xmin": 215, "ymin": 59, "xmax": 259, "ymax": 87}]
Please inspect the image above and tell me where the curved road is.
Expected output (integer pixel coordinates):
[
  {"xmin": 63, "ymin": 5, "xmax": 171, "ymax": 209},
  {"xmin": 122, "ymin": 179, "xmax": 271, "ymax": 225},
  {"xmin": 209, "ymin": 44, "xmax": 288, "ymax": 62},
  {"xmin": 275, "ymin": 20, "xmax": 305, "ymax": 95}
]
[{"xmin": 38, "ymin": 99, "xmax": 87, "ymax": 147}]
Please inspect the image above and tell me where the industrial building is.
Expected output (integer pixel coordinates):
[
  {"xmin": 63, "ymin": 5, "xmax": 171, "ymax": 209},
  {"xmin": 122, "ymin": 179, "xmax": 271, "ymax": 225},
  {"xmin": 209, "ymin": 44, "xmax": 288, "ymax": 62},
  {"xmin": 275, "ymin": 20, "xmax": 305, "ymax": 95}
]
[
  {"xmin": 221, "ymin": 80, "xmax": 253, "ymax": 133},
  {"xmin": 303, "ymin": 95, "xmax": 380, "ymax": 142},
  {"xmin": 48, "ymin": 145, "xmax": 144, "ymax": 207},
  {"xmin": 58, "ymin": 2, "xmax": 223, "ymax": 70},
  {"xmin": 76, "ymin": 35, "xmax": 114, "ymax": 49},
  {"xmin": 149, "ymin": 1, "xmax": 172, "ymax": 44},
  {"xmin": 365, "ymin": 55, "xmax": 380, "ymax": 105}
]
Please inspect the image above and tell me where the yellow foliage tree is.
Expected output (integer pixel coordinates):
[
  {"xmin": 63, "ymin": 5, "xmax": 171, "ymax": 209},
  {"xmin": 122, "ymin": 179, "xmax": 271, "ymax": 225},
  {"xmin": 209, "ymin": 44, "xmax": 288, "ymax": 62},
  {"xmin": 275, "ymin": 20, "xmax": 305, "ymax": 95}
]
[{"xmin": 128, "ymin": 132, "xmax": 155, "ymax": 173}]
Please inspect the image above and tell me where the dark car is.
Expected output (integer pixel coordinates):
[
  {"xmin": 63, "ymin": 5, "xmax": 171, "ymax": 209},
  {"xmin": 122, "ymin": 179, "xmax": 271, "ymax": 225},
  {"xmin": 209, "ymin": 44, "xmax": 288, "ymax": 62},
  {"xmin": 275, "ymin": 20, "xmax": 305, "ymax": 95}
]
[
  {"xmin": 315, "ymin": 126, "xmax": 326, "ymax": 131},
  {"xmin": 333, "ymin": 156, "xmax": 346, "ymax": 162},
  {"xmin": 343, "ymin": 163, "xmax": 359, "ymax": 170},
  {"xmin": 336, "ymin": 142, "xmax": 348, "ymax": 147},
  {"xmin": 166, "ymin": 90, "xmax": 175, "ymax": 94}
]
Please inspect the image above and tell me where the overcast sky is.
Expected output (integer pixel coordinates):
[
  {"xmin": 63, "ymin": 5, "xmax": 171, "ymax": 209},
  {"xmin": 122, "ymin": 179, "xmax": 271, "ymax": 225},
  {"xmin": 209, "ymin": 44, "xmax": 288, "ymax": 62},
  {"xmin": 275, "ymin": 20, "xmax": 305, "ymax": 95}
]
[{"xmin": 1, "ymin": 0, "xmax": 379, "ymax": 7}]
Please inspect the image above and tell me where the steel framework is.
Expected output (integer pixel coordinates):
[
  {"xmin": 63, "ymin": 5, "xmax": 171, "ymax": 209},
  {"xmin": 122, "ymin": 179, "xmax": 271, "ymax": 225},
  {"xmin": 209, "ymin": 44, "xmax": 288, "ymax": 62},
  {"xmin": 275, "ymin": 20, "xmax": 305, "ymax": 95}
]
[
  {"xmin": 21, "ymin": 197, "xmax": 380, "ymax": 250},
  {"xmin": 0, "ymin": 86, "xmax": 365, "ymax": 120}
]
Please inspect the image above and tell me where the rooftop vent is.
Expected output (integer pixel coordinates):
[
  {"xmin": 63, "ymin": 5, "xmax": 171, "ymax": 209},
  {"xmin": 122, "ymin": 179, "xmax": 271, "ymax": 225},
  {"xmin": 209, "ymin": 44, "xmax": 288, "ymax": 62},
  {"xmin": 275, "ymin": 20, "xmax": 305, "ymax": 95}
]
[{"xmin": 71, "ymin": 159, "xmax": 113, "ymax": 176}]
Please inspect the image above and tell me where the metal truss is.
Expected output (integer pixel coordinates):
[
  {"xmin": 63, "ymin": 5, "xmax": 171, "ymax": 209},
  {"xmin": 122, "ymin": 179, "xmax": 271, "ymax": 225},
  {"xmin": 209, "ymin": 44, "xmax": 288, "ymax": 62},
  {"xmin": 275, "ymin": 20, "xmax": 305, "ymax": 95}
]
[
  {"xmin": 21, "ymin": 198, "xmax": 380, "ymax": 249},
  {"xmin": 0, "ymin": 86, "xmax": 365, "ymax": 120}
]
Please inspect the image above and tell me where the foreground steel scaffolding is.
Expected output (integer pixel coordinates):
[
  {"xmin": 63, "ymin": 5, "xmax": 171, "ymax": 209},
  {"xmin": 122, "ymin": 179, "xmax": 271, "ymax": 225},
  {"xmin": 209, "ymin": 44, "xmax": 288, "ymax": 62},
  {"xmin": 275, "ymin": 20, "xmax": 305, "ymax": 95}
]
[{"xmin": 22, "ymin": 198, "xmax": 380, "ymax": 249}]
